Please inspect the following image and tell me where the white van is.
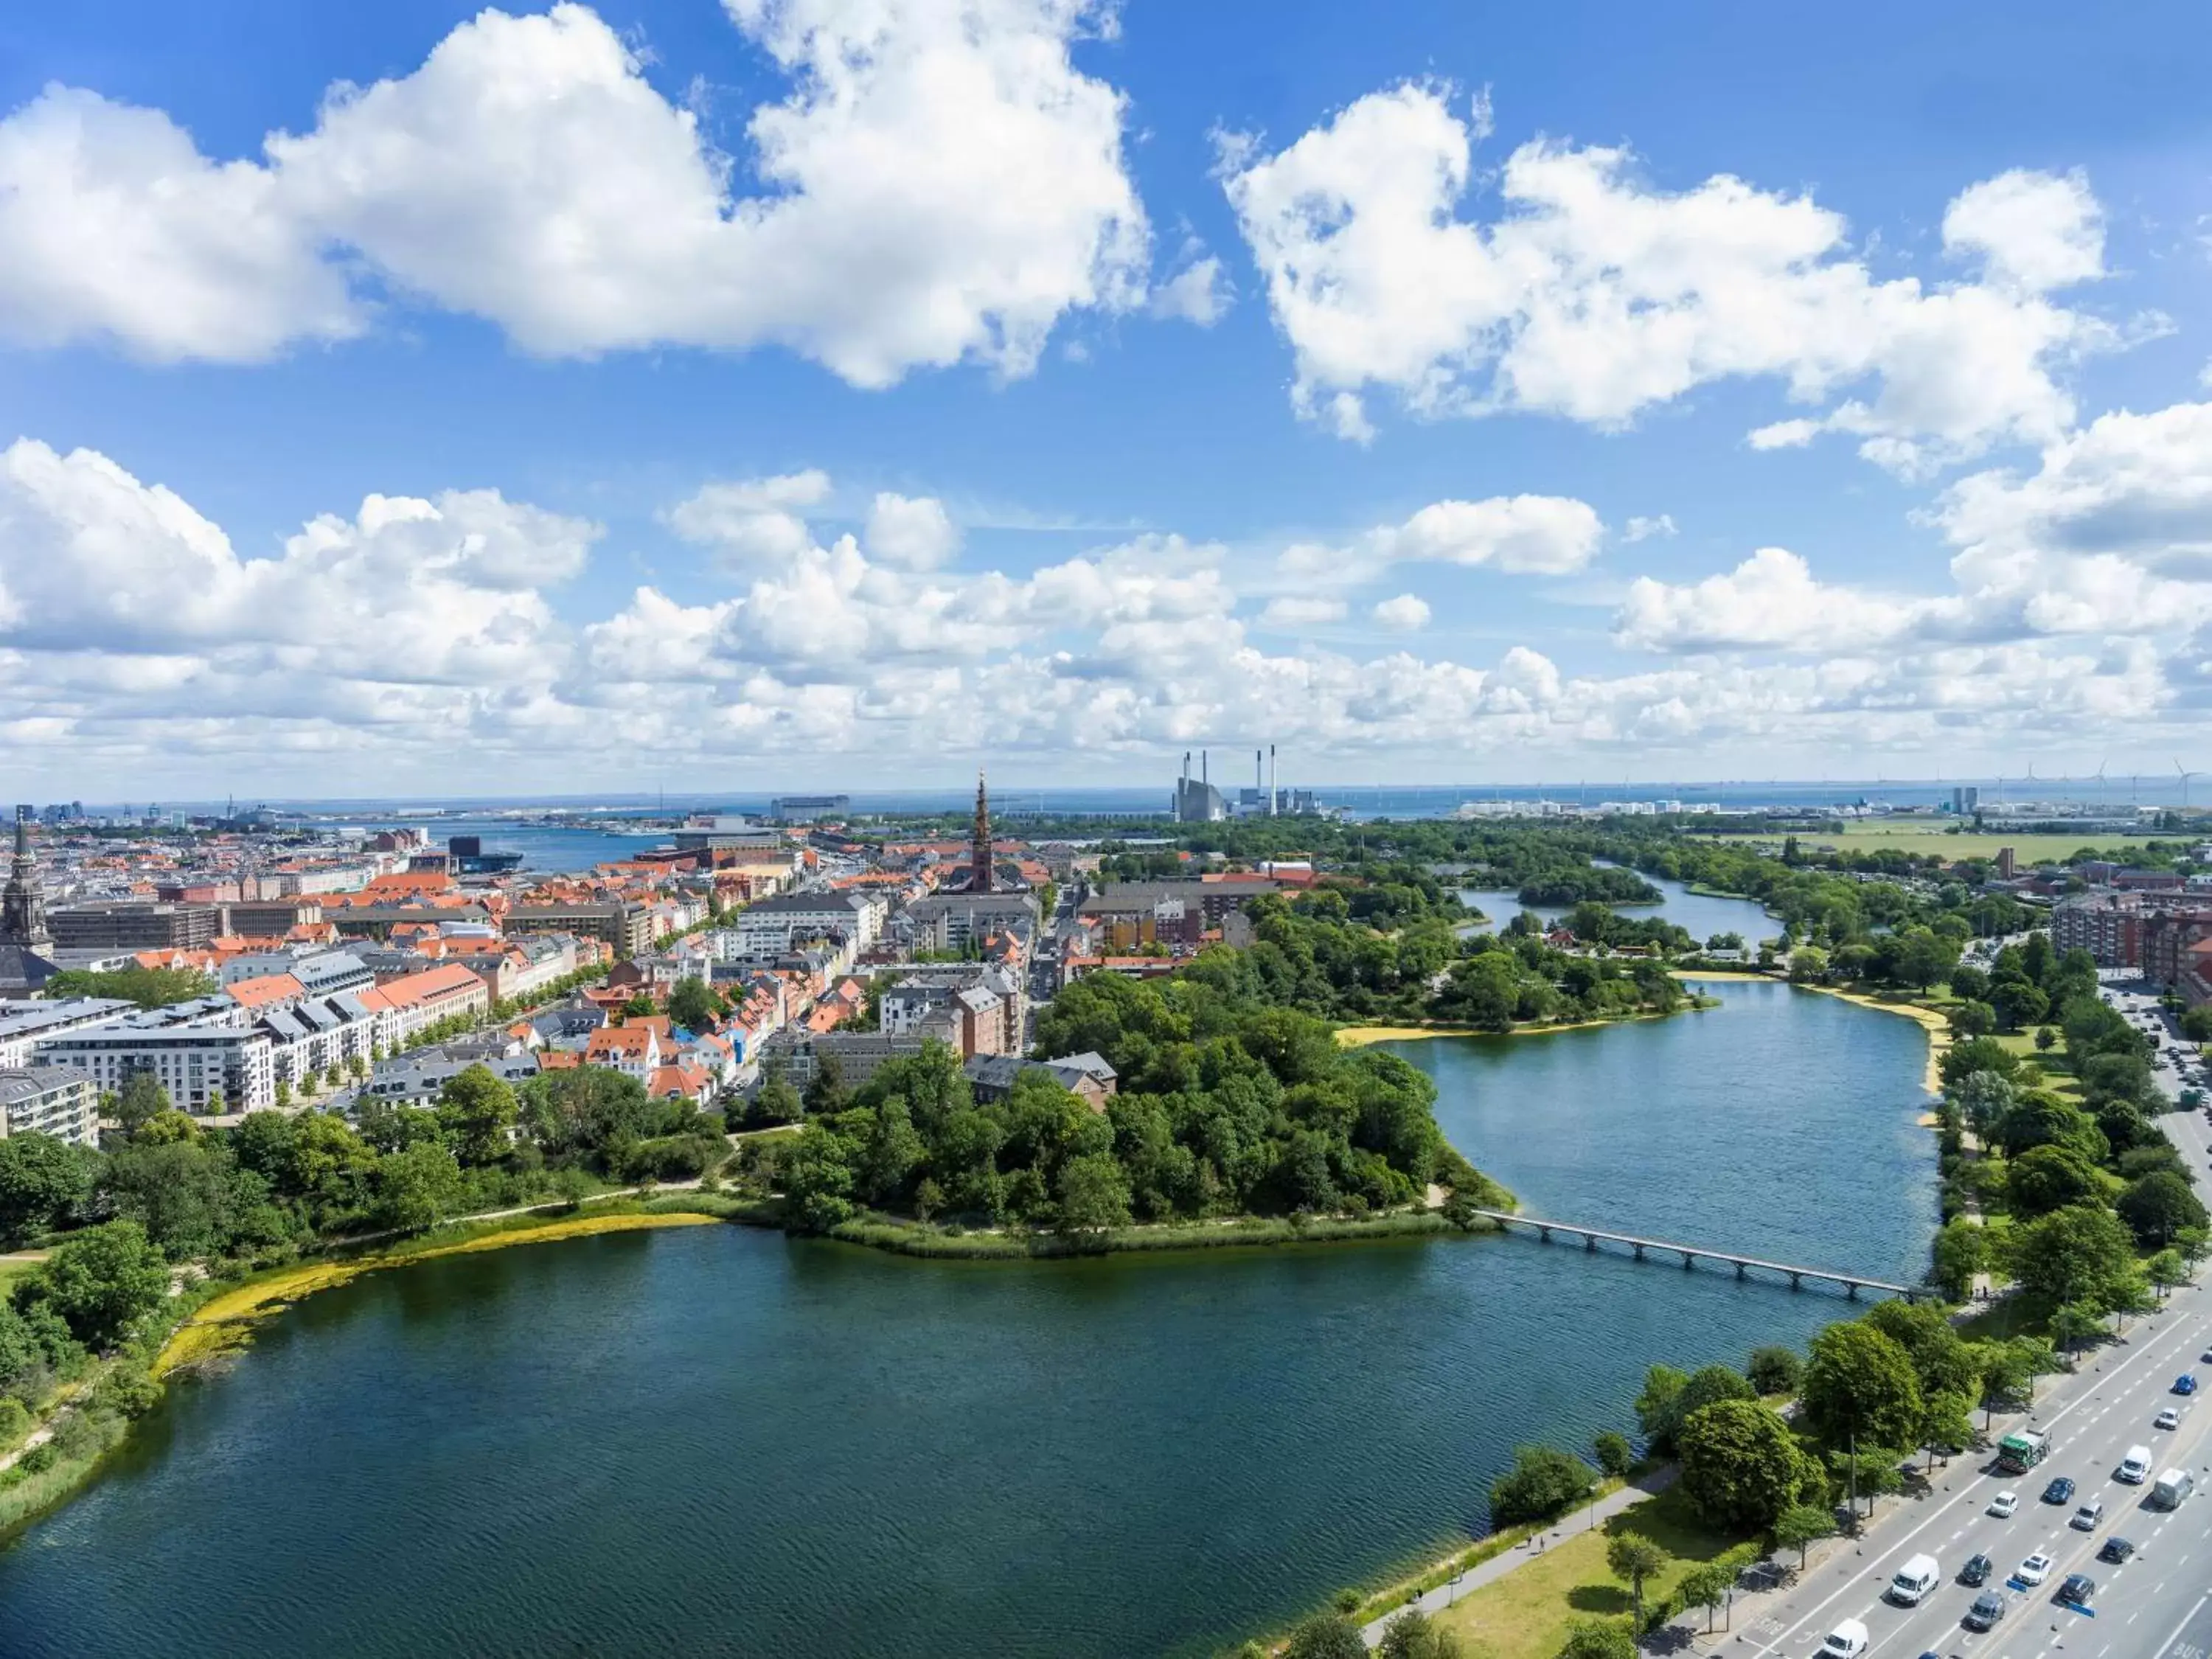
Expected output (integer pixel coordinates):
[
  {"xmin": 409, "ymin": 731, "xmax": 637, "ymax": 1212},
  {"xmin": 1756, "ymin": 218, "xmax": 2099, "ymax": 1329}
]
[
  {"xmin": 1818, "ymin": 1619, "xmax": 1870, "ymax": 1658},
  {"xmin": 1887, "ymin": 1553, "xmax": 1941, "ymax": 1607},
  {"xmin": 2120, "ymin": 1444, "xmax": 2153, "ymax": 1484},
  {"xmin": 2155, "ymin": 1468, "xmax": 2196, "ymax": 1509}
]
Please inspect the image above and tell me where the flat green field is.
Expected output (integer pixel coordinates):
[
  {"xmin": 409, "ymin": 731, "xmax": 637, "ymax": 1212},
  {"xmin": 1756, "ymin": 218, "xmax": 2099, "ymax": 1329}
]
[{"xmin": 1704, "ymin": 825, "xmax": 2185, "ymax": 861}]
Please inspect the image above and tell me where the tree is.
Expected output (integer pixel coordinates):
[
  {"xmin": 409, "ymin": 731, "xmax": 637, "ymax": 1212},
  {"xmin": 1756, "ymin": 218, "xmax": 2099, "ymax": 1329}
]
[
  {"xmin": 1773, "ymin": 1503, "xmax": 1833, "ymax": 1568},
  {"xmin": 1930, "ymin": 1218, "xmax": 1988, "ymax": 1302},
  {"xmin": 802, "ymin": 1054, "xmax": 849, "ymax": 1116},
  {"xmin": 1555, "ymin": 1620, "xmax": 1637, "ymax": 1659},
  {"xmin": 1953, "ymin": 1071, "xmax": 2016, "ymax": 1143},
  {"xmin": 2149, "ymin": 1247, "xmax": 2189, "ymax": 1299},
  {"xmin": 1676, "ymin": 1560, "xmax": 1734, "ymax": 1634},
  {"xmin": 113, "ymin": 1071, "xmax": 171, "ymax": 1137},
  {"xmin": 1284, "ymin": 1614, "xmax": 1366, "ymax": 1659},
  {"xmin": 1593, "ymin": 1430, "xmax": 1633, "ymax": 1480},
  {"xmin": 1677, "ymin": 1399, "xmax": 1809, "ymax": 1531},
  {"xmin": 2049, "ymin": 1298, "xmax": 2105, "ymax": 1361},
  {"xmin": 1489, "ymin": 1444, "xmax": 1598, "ymax": 1526},
  {"xmin": 1940, "ymin": 1037, "xmax": 2020, "ymax": 1093},
  {"xmin": 1604, "ymin": 1532, "xmax": 1669, "ymax": 1631},
  {"xmin": 1826, "ymin": 1445, "xmax": 1903, "ymax": 1516},
  {"xmin": 2117, "ymin": 1171, "xmax": 2210, "ymax": 1248},
  {"xmin": 2014, "ymin": 1204, "xmax": 2143, "ymax": 1309},
  {"xmin": 1054, "ymin": 1152, "xmax": 1133, "ymax": 1235},
  {"xmin": 1632, "ymin": 1363, "xmax": 1688, "ymax": 1448},
  {"xmin": 746, "ymin": 1069, "xmax": 804, "ymax": 1129},
  {"xmin": 1977, "ymin": 1343, "xmax": 2034, "ymax": 1427},
  {"xmin": 135, "ymin": 1110, "xmax": 202, "ymax": 1146},
  {"xmin": 1641, "ymin": 1364, "xmax": 1758, "ymax": 1457},
  {"xmin": 1919, "ymin": 1388, "xmax": 1976, "ymax": 1470},
  {"xmin": 0, "ymin": 1133, "xmax": 97, "ymax": 1248},
  {"xmin": 1947, "ymin": 1000, "xmax": 1997, "ymax": 1038},
  {"xmin": 2005, "ymin": 1144, "xmax": 2102, "ymax": 1217},
  {"xmin": 1376, "ymin": 1610, "xmax": 1462, "ymax": 1659},
  {"xmin": 779, "ymin": 1123, "xmax": 856, "ymax": 1233},
  {"xmin": 2034, "ymin": 1024, "xmax": 2058, "ymax": 1052},
  {"xmin": 373, "ymin": 1141, "xmax": 465, "ymax": 1233},
  {"xmin": 1746, "ymin": 1344, "xmax": 1803, "ymax": 1397},
  {"xmin": 100, "ymin": 1140, "xmax": 236, "ymax": 1259},
  {"xmin": 667, "ymin": 978, "xmax": 721, "ymax": 1032},
  {"xmin": 21, "ymin": 1220, "xmax": 168, "ymax": 1349},
  {"xmin": 437, "ymin": 1065, "xmax": 520, "ymax": 1167},
  {"xmin": 1799, "ymin": 1322, "xmax": 1923, "ymax": 1452}
]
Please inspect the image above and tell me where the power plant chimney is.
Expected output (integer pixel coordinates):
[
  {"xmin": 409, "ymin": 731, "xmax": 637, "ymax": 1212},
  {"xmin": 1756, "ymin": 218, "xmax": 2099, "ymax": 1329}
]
[
  {"xmin": 1255, "ymin": 748, "xmax": 1264, "ymax": 801},
  {"xmin": 1201, "ymin": 749, "xmax": 1208, "ymax": 787},
  {"xmin": 1269, "ymin": 744, "xmax": 1278, "ymax": 815}
]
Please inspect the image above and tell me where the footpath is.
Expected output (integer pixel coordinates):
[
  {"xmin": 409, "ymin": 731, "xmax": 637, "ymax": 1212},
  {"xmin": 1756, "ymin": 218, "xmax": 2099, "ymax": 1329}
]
[{"xmin": 1357, "ymin": 1468, "xmax": 1680, "ymax": 1648}]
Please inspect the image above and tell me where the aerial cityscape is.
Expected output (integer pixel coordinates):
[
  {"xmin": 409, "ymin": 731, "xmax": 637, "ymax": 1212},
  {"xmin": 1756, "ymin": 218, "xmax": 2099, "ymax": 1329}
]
[{"xmin": 7, "ymin": 2, "xmax": 2212, "ymax": 1657}]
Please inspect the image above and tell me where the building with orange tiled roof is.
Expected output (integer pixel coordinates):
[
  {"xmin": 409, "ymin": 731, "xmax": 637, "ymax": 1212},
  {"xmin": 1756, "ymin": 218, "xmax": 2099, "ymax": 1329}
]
[
  {"xmin": 585, "ymin": 1022, "xmax": 660, "ymax": 1079},
  {"xmin": 356, "ymin": 961, "xmax": 490, "ymax": 1050},
  {"xmin": 227, "ymin": 973, "xmax": 308, "ymax": 1015}
]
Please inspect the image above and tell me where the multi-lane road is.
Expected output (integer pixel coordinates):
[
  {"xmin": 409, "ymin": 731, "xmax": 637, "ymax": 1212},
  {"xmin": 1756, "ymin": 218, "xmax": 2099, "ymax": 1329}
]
[{"xmin": 1736, "ymin": 975, "xmax": 2212, "ymax": 1658}]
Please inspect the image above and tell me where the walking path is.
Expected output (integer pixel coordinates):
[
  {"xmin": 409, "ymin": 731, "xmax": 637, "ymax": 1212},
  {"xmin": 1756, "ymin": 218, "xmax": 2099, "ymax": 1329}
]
[{"xmin": 1357, "ymin": 1468, "xmax": 1679, "ymax": 1648}]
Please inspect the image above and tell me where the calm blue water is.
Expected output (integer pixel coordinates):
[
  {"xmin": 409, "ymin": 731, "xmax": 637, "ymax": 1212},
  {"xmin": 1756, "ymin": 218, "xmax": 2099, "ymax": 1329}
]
[
  {"xmin": 0, "ymin": 888, "xmax": 1938, "ymax": 1658},
  {"xmin": 1461, "ymin": 871, "xmax": 1773, "ymax": 943}
]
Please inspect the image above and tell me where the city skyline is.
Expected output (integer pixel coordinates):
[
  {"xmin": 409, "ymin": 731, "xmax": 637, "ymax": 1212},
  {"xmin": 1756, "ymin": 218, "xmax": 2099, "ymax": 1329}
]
[{"xmin": 6, "ymin": 1, "xmax": 2212, "ymax": 793}]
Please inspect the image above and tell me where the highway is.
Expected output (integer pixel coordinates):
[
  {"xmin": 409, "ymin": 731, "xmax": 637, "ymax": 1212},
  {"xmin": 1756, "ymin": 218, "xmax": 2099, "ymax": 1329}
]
[{"xmin": 1736, "ymin": 975, "xmax": 2212, "ymax": 1658}]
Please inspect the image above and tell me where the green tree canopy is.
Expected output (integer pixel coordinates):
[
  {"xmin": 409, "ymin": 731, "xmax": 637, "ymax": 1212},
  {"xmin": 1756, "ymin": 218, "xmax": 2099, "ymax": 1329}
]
[
  {"xmin": 1746, "ymin": 1344, "xmax": 1802, "ymax": 1397},
  {"xmin": 0, "ymin": 1133, "xmax": 98, "ymax": 1248},
  {"xmin": 437, "ymin": 1065, "xmax": 520, "ymax": 1166},
  {"xmin": 2117, "ymin": 1170, "xmax": 2210, "ymax": 1249},
  {"xmin": 18, "ymin": 1219, "xmax": 168, "ymax": 1349},
  {"xmin": 1555, "ymin": 1620, "xmax": 1637, "ymax": 1659},
  {"xmin": 1799, "ymin": 1321, "xmax": 1924, "ymax": 1451},
  {"xmin": 1677, "ymin": 1398, "xmax": 1812, "ymax": 1531},
  {"xmin": 1376, "ymin": 1610, "xmax": 1462, "ymax": 1659},
  {"xmin": 2014, "ymin": 1204, "xmax": 2143, "ymax": 1310},
  {"xmin": 1283, "ymin": 1614, "xmax": 1366, "ymax": 1659},
  {"xmin": 2004, "ymin": 1144, "xmax": 2104, "ymax": 1217},
  {"xmin": 1489, "ymin": 1444, "xmax": 1598, "ymax": 1526}
]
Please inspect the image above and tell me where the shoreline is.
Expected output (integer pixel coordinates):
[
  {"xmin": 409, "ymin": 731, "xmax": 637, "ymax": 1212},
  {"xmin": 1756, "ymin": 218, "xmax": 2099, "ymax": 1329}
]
[
  {"xmin": 156, "ymin": 1207, "xmax": 729, "ymax": 1377},
  {"xmin": 0, "ymin": 1199, "xmax": 746, "ymax": 1546},
  {"xmin": 1672, "ymin": 968, "xmax": 1950, "ymax": 1095},
  {"xmin": 1336, "ymin": 1002, "xmax": 1707, "ymax": 1048}
]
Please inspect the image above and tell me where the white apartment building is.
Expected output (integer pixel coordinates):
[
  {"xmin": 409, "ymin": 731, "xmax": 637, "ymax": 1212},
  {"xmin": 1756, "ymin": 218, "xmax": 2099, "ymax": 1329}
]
[
  {"xmin": 730, "ymin": 891, "xmax": 884, "ymax": 956},
  {"xmin": 37, "ymin": 1020, "xmax": 276, "ymax": 1115},
  {"xmin": 0, "ymin": 998, "xmax": 133, "ymax": 1068},
  {"xmin": 0, "ymin": 1065, "xmax": 100, "ymax": 1145}
]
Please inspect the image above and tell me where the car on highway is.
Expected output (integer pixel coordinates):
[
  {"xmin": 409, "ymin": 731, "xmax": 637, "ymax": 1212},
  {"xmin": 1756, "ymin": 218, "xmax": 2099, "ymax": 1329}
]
[
  {"xmin": 2016, "ymin": 1551, "xmax": 2053, "ymax": 1585},
  {"xmin": 1986, "ymin": 1489, "xmax": 2017, "ymax": 1517},
  {"xmin": 2058, "ymin": 1572, "xmax": 2096, "ymax": 1608},
  {"xmin": 2042, "ymin": 1475, "xmax": 2076, "ymax": 1504},
  {"xmin": 2157, "ymin": 1406, "xmax": 2183, "ymax": 1430},
  {"xmin": 2100, "ymin": 1535, "xmax": 2135, "ymax": 1563},
  {"xmin": 1963, "ymin": 1588, "xmax": 2008, "ymax": 1631},
  {"xmin": 2177, "ymin": 1373, "xmax": 2200, "ymax": 1395},
  {"xmin": 2071, "ymin": 1498, "xmax": 2104, "ymax": 1529},
  {"xmin": 1960, "ymin": 1551, "xmax": 1993, "ymax": 1586}
]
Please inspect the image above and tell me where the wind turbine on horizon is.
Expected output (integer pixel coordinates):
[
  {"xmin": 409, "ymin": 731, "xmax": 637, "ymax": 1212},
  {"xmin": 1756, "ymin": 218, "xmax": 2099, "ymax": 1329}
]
[{"xmin": 2177, "ymin": 759, "xmax": 2203, "ymax": 811}]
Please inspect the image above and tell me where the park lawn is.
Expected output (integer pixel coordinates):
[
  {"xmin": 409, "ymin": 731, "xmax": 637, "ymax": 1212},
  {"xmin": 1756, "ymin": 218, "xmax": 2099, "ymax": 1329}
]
[
  {"xmin": 1988, "ymin": 1032, "xmax": 2085, "ymax": 1099},
  {"xmin": 1430, "ymin": 1486, "xmax": 1742, "ymax": 1659},
  {"xmin": 0, "ymin": 1257, "xmax": 40, "ymax": 1298},
  {"xmin": 1700, "ymin": 827, "xmax": 2183, "ymax": 862}
]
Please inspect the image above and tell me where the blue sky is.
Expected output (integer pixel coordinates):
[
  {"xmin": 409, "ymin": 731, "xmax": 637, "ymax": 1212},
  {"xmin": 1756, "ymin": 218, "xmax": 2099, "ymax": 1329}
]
[{"xmin": 4, "ymin": 0, "xmax": 2212, "ymax": 796}]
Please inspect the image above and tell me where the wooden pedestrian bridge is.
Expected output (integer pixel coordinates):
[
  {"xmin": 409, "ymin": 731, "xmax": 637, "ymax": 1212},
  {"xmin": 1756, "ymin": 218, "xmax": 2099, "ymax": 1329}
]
[{"xmin": 1465, "ymin": 1208, "xmax": 1921, "ymax": 1301}]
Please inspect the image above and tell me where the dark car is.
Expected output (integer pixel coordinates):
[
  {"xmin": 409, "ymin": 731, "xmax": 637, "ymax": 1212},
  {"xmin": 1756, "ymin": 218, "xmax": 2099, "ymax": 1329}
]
[
  {"xmin": 1961, "ymin": 1553, "xmax": 1994, "ymax": 1586},
  {"xmin": 2058, "ymin": 1573, "xmax": 2097, "ymax": 1607},
  {"xmin": 1964, "ymin": 1590, "xmax": 2008, "ymax": 1632},
  {"xmin": 2100, "ymin": 1536, "xmax": 2135, "ymax": 1563},
  {"xmin": 2042, "ymin": 1475, "xmax": 2076, "ymax": 1504},
  {"xmin": 2175, "ymin": 1374, "xmax": 2199, "ymax": 1396}
]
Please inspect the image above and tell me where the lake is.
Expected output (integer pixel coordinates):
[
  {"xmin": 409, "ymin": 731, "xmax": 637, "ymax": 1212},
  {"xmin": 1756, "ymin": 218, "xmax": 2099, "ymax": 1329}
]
[{"xmin": 0, "ymin": 890, "xmax": 1938, "ymax": 1658}]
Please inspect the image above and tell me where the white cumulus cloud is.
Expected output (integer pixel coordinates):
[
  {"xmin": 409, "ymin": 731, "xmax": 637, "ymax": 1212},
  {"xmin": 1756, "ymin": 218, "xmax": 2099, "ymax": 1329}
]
[
  {"xmin": 0, "ymin": 1, "xmax": 1151, "ymax": 383},
  {"xmin": 1371, "ymin": 594, "xmax": 1430, "ymax": 630},
  {"xmin": 1222, "ymin": 82, "xmax": 2118, "ymax": 471}
]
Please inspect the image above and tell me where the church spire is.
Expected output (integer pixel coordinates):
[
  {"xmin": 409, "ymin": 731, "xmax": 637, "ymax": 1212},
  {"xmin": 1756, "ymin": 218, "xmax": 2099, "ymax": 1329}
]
[
  {"xmin": 1, "ymin": 804, "xmax": 51, "ymax": 950},
  {"xmin": 970, "ymin": 770, "xmax": 992, "ymax": 894}
]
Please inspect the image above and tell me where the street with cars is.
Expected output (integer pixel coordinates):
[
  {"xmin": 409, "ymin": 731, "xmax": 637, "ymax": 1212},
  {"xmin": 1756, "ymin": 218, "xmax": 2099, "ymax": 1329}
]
[{"xmin": 1739, "ymin": 974, "xmax": 2212, "ymax": 1658}]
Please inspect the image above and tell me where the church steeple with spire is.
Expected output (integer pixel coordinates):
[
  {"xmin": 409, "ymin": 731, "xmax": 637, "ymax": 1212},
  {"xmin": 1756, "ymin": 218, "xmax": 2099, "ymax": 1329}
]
[
  {"xmin": 1, "ymin": 804, "xmax": 51, "ymax": 950},
  {"xmin": 970, "ymin": 771, "xmax": 992, "ymax": 894}
]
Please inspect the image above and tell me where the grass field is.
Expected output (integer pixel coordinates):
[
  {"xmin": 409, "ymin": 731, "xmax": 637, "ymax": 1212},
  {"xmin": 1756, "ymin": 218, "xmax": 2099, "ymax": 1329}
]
[
  {"xmin": 1703, "ymin": 824, "xmax": 2188, "ymax": 861},
  {"xmin": 1430, "ymin": 1486, "xmax": 1742, "ymax": 1659},
  {"xmin": 0, "ymin": 1258, "xmax": 40, "ymax": 1298}
]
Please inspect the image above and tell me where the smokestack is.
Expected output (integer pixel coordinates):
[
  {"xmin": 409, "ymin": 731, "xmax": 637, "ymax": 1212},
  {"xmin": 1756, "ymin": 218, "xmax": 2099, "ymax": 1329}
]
[
  {"xmin": 1269, "ymin": 745, "xmax": 1278, "ymax": 815},
  {"xmin": 1201, "ymin": 749, "xmax": 1208, "ymax": 787},
  {"xmin": 1256, "ymin": 748, "xmax": 1264, "ymax": 799}
]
